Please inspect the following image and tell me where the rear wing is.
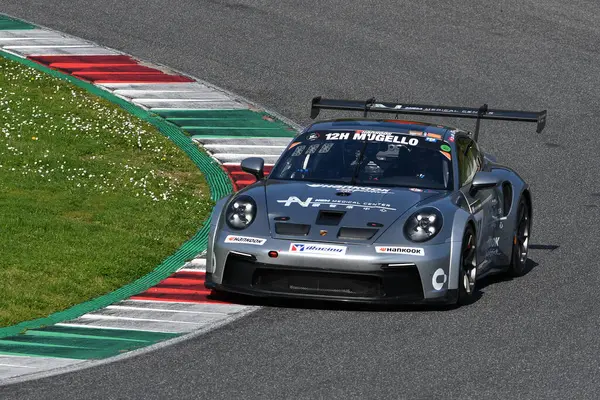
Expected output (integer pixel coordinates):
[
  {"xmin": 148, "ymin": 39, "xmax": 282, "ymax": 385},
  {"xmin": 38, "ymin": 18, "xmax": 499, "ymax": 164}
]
[{"xmin": 310, "ymin": 97, "xmax": 547, "ymax": 140}]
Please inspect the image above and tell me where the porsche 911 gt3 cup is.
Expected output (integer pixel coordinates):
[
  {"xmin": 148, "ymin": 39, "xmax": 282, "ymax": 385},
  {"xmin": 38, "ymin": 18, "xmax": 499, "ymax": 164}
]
[{"xmin": 205, "ymin": 97, "xmax": 547, "ymax": 305}]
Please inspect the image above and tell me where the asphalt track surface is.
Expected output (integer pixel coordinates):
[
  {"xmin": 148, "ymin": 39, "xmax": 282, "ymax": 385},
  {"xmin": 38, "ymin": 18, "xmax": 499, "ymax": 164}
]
[{"xmin": 2, "ymin": 1, "xmax": 600, "ymax": 398}]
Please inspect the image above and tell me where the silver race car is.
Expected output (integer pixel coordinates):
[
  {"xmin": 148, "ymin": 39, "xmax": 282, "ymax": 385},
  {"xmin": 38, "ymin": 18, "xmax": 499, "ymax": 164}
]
[{"xmin": 205, "ymin": 97, "xmax": 547, "ymax": 305}]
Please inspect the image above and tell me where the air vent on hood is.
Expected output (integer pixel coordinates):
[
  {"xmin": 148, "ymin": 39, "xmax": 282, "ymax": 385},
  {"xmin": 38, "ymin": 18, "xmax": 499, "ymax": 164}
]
[
  {"xmin": 337, "ymin": 227, "xmax": 379, "ymax": 240},
  {"xmin": 275, "ymin": 222, "xmax": 310, "ymax": 236},
  {"xmin": 316, "ymin": 210, "xmax": 345, "ymax": 226}
]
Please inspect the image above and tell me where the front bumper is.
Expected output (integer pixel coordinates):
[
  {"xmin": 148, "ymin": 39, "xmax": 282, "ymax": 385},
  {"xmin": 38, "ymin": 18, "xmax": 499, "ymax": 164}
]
[{"xmin": 206, "ymin": 233, "xmax": 460, "ymax": 305}]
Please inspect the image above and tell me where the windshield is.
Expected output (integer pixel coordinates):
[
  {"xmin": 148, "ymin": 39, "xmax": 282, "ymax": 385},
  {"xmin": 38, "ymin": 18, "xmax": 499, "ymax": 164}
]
[{"xmin": 269, "ymin": 130, "xmax": 453, "ymax": 190}]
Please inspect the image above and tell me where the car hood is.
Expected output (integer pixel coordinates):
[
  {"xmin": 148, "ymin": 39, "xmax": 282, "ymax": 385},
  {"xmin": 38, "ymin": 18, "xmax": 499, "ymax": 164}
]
[{"xmin": 262, "ymin": 180, "xmax": 442, "ymax": 244}]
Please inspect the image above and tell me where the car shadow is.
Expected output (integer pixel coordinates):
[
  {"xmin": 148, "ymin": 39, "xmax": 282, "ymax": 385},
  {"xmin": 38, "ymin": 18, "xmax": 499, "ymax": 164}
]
[{"xmin": 210, "ymin": 257, "xmax": 543, "ymax": 312}]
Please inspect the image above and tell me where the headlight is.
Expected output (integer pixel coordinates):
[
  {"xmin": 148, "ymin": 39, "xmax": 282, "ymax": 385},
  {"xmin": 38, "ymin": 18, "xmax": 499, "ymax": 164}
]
[
  {"xmin": 225, "ymin": 195, "xmax": 257, "ymax": 230},
  {"xmin": 404, "ymin": 208, "xmax": 443, "ymax": 242}
]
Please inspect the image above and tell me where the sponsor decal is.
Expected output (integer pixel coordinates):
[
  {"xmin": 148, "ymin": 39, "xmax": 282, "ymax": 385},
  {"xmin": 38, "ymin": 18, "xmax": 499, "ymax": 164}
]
[
  {"xmin": 324, "ymin": 132, "xmax": 352, "ymax": 141},
  {"xmin": 425, "ymin": 137, "xmax": 438, "ymax": 143},
  {"xmin": 289, "ymin": 243, "xmax": 347, "ymax": 255},
  {"xmin": 224, "ymin": 235, "xmax": 267, "ymax": 245},
  {"xmin": 277, "ymin": 196, "xmax": 396, "ymax": 212},
  {"xmin": 408, "ymin": 130, "xmax": 424, "ymax": 136},
  {"xmin": 409, "ymin": 188, "xmax": 424, "ymax": 192},
  {"xmin": 307, "ymin": 132, "xmax": 320, "ymax": 141},
  {"xmin": 432, "ymin": 268, "xmax": 447, "ymax": 290},
  {"xmin": 440, "ymin": 144, "xmax": 452, "ymax": 152},
  {"xmin": 426, "ymin": 133, "xmax": 442, "ymax": 140},
  {"xmin": 372, "ymin": 103, "xmax": 403, "ymax": 110},
  {"xmin": 306, "ymin": 184, "xmax": 392, "ymax": 194},
  {"xmin": 353, "ymin": 131, "xmax": 419, "ymax": 145},
  {"xmin": 319, "ymin": 230, "xmax": 328, "ymax": 236},
  {"xmin": 440, "ymin": 151, "xmax": 452, "ymax": 161},
  {"xmin": 375, "ymin": 246, "xmax": 425, "ymax": 256},
  {"xmin": 322, "ymin": 131, "xmax": 419, "ymax": 146}
]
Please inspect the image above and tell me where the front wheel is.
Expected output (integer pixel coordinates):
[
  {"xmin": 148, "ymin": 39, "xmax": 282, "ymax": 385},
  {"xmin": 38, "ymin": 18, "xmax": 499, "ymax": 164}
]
[
  {"xmin": 457, "ymin": 225, "xmax": 478, "ymax": 305},
  {"xmin": 507, "ymin": 197, "xmax": 531, "ymax": 277}
]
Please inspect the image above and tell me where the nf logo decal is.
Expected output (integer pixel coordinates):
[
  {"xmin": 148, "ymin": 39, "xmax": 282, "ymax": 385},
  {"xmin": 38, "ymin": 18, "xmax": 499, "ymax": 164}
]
[
  {"xmin": 224, "ymin": 235, "xmax": 266, "ymax": 245},
  {"xmin": 289, "ymin": 243, "xmax": 347, "ymax": 255},
  {"xmin": 279, "ymin": 196, "xmax": 313, "ymax": 207},
  {"xmin": 375, "ymin": 246, "xmax": 425, "ymax": 256},
  {"xmin": 276, "ymin": 196, "xmax": 396, "ymax": 212}
]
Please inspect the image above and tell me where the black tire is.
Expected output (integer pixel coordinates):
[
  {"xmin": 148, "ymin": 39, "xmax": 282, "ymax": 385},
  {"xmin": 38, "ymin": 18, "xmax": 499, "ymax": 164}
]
[
  {"xmin": 457, "ymin": 225, "xmax": 478, "ymax": 305},
  {"xmin": 507, "ymin": 197, "xmax": 531, "ymax": 277}
]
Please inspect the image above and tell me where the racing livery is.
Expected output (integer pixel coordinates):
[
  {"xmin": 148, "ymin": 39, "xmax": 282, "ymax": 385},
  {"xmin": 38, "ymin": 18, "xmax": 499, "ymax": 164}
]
[{"xmin": 205, "ymin": 97, "xmax": 547, "ymax": 305}]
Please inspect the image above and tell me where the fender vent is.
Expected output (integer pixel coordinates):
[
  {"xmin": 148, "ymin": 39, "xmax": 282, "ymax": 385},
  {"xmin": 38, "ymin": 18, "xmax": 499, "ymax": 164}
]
[{"xmin": 337, "ymin": 227, "xmax": 378, "ymax": 240}]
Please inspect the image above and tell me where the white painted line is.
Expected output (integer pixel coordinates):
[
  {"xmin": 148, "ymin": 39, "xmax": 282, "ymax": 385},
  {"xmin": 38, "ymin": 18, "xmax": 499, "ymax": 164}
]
[
  {"xmin": 114, "ymin": 90, "xmax": 214, "ymax": 97},
  {"xmin": 0, "ymin": 364, "xmax": 36, "ymax": 369},
  {"xmin": 0, "ymin": 29, "xmax": 66, "ymax": 38},
  {"xmin": 133, "ymin": 96, "xmax": 230, "ymax": 104},
  {"xmin": 123, "ymin": 299, "xmax": 249, "ymax": 314},
  {"xmin": 0, "ymin": 354, "xmax": 83, "ymax": 381},
  {"xmin": 77, "ymin": 314, "xmax": 201, "ymax": 324},
  {"xmin": 205, "ymin": 144, "xmax": 285, "ymax": 149},
  {"xmin": 0, "ymin": 36, "xmax": 67, "ymax": 42},
  {"xmin": 148, "ymin": 101, "xmax": 246, "ymax": 110},
  {"xmin": 3, "ymin": 44, "xmax": 94, "ymax": 49},
  {"xmin": 200, "ymin": 137, "xmax": 292, "ymax": 146},
  {"xmin": 55, "ymin": 322, "xmax": 162, "ymax": 332},
  {"xmin": 7, "ymin": 47, "xmax": 121, "ymax": 56},
  {"xmin": 122, "ymin": 91, "xmax": 225, "ymax": 100},
  {"xmin": 178, "ymin": 268, "xmax": 207, "ymax": 273},
  {"xmin": 223, "ymin": 162, "xmax": 276, "ymax": 167},
  {"xmin": 181, "ymin": 258, "xmax": 206, "ymax": 270},
  {"xmin": 105, "ymin": 305, "xmax": 226, "ymax": 316},
  {"xmin": 0, "ymin": 38, "xmax": 90, "ymax": 46},
  {"xmin": 99, "ymin": 83, "xmax": 210, "ymax": 91},
  {"xmin": 204, "ymin": 146, "xmax": 286, "ymax": 156},
  {"xmin": 211, "ymin": 153, "xmax": 281, "ymax": 164},
  {"xmin": 55, "ymin": 322, "xmax": 179, "ymax": 334}
]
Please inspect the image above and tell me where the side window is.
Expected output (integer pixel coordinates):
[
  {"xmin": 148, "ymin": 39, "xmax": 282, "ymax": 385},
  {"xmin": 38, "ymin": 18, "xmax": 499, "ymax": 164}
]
[{"xmin": 457, "ymin": 137, "xmax": 481, "ymax": 186}]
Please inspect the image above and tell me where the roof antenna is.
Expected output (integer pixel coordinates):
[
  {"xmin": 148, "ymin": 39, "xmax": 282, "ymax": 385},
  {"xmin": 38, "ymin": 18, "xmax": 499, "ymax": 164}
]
[
  {"xmin": 473, "ymin": 103, "xmax": 488, "ymax": 141},
  {"xmin": 363, "ymin": 97, "xmax": 375, "ymax": 118}
]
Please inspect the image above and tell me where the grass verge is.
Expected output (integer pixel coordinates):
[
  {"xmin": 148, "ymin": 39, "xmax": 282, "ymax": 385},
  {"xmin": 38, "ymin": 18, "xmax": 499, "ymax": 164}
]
[{"xmin": 0, "ymin": 55, "xmax": 213, "ymax": 327}]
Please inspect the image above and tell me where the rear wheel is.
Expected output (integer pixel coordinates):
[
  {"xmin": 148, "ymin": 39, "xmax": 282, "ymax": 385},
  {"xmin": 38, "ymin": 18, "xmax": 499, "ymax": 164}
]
[
  {"xmin": 508, "ymin": 197, "xmax": 531, "ymax": 277},
  {"xmin": 457, "ymin": 225, "xmax": 478, "ymax": 305}
]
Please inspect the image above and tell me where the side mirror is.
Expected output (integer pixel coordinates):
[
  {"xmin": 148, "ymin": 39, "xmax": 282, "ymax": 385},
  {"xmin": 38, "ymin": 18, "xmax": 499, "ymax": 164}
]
[
  {"xmin": 241, "ymin": 157, "xmax": 265, "ymax": 181},
  {"xmin": 470, "ymin": 171, "xmax": 500, "ymax": 195}
]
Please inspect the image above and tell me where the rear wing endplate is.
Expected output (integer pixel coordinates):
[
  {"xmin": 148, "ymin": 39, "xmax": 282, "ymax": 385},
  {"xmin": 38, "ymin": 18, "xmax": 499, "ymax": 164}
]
[{"xmin": 310, "ymin": 97, "xmax": 547, "ymax": 140}]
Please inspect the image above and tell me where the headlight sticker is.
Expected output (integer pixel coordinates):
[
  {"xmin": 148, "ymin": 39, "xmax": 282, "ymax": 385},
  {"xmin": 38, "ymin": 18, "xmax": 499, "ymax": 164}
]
[
  {"xmin": 432, "ymin": 268, "xmax": 447, "ymax": 290},
  {"xmin": 375, "ymin": 246, "xmax": 425, "ymax": 256},
  {"xmin": 224, "ymin": 235, "xmax": 266, "ymax": 245}
]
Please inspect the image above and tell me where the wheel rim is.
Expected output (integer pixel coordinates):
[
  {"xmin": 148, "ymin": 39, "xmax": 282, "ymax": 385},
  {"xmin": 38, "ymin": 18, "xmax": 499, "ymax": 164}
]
[
  {"xmin": 462, "ymin": 233, "xmax": 477, "ymax": 294},
  {"xmin": 515, "ymin": 203, "xmax": 530, "ymax": 265}
]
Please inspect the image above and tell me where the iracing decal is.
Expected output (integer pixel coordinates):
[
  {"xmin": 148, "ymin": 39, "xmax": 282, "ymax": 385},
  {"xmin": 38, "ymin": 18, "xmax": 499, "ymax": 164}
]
[
  {"xmin": 224, "ymin": 235, "xmax": 267, "ymax": 245},
  {"xmin": 289, "ymin": 243, "xmax": 347, "ymax": 255},
  {"xmin": 375, "ymin": 246, "xmax": 425, "ymax": 256},
  {"xmin": 432, "ymin": 268, "xmax": 447, "ymax": 290}
]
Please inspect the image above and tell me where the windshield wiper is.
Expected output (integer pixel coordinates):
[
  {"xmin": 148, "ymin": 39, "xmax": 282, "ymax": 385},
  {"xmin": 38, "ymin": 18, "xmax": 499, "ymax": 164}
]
[{"xmin": 350, "ymin": 141, "xmax": 369, "ymax": 186}]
